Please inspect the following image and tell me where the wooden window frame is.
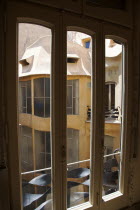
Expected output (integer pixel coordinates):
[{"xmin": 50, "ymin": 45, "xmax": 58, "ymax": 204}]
[{"xmin": 5, "ymin": 1, "xmax": 132, "ymax": 210}]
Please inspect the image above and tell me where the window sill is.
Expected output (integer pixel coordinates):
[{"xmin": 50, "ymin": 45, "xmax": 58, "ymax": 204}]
[
  {"xmin": 102, "ymin": 191, "xmax": 123, "ymax": 202},
  {"xmin": 68, "ymin": 202, "xmax": 92, "ymax": 210}
]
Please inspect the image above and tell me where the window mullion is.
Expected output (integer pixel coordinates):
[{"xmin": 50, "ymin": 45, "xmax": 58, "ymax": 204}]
[
  {"xmin": 25, "ymin": 83, "xmax": 27, "ymax": 113},
  {"xmin": 61, "ymin": 14, "xmax": 67, "ymax": 210},
  {"xmin": 52, "ymin": 13, "xmax": 67, "ymax": 210},
  {"xmin": 31, "ymin": 79, "xmax": 34, "ymax": 116},
  {"xmin": 43, "ymin": 78, "xmax": 46, "ymax": 117},
  {"xmin": 92, "ymin": 26, "xmax": 105, "ymax": 209},
  {"xmin": 109, "ymin": 84, "xmax": 111, "ymax": 110},
  {"xmin": 72, "ymin": 81, "xmax": 74, "ymax": 114}
]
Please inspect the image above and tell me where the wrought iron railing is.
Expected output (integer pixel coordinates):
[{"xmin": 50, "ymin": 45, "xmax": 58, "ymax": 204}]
[
  {"xmin": 87, "ymin": 106, "xmax": 121, "ymax": 121},
  {"xmin": 22, "ymin": 151, "xmax": 119, "ymax": 209}
]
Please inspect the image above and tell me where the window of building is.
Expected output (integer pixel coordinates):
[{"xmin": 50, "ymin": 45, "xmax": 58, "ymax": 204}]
[
  {"xmin": 34, "ymin": 77, "xmax": 50, "ymax": 118},
  {"xmin": 82, "ymin": 37, "xmax": 91, "ymax": 48},
  {"xmin": 20, "ymin": 126, "xmax": 33, "ymax": 172},
  {"xmin": 67, "ymin": 80, "xmax": 79, "ymax": 115},
  {"xmin": 85, "ymin": 41, "xmax": 90, "ymax": 48},
  {"xmin": 105, "ymin": 82, "xmax": 115, "ymax": 111},
  {"xmin": 19, "ymin": 80, "xmax": 31, "ymax": 114},
  {"xmin": 18, "ymin": 78, "xmax": 80, "ymax": 117},
  {"xmin": 67, "ymin": 128, "xmax": 79, "ymax": 170},
  {"xmin": 35, "ymin": 130, "xmax": 51, "ymax": 170},
  {"xmin": 104, "ymin": 135, "xmax": 114, "ymax": 159}
]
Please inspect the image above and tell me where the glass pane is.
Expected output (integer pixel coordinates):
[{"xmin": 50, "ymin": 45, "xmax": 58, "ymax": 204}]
[
  {"xmin": 27, "ymin": 80, "xmax": 31, "ymax": 97},
  {"xmin": 67, "ymin": 31, "xmax": 92, "ymax": 208},
  {"xmin": 103, "ymin": 38, "xmax": 123, "ymax": 196},
  {"xmin": 45, "ymin": 132, "xmax": 51, "ymax": 154},
  {"xmin": 73, "ymin": 80, "xmax": 79, "ymax": 98},
  {"xmin": 67, "ymin": 80, "xmax": 72, "ymax": 85},
  {"xmin": 35, "ymin": 130, "xmax": 51, "ymax": 170},
  {"xmin": 19, "ymin": 81, "xmax": 31, "ymax": 114},
  {"xmin": 35, "ymin": 130, "xmax": 45, "ymax": 169},
  {"xmin": 21, "ymin": 87, "xmax": 26, "ymax": 108},
  {"xmin": 67, "ymin": 107, "xmax": 72, "ymax": 115},
  {"xmin": 104, "ymin": 135, "xmax": 120, "ymax": 156},
  {"xmin": 67, "ymin": 85, "xmax": 72, "ymax": 108},
  {"xmin": 34, "ymin": 78, "xmax": 44, "ymax": 97},
  {"xmin": 22, "ymin": 108, "xmax": 26, "ymax": 113},
  {"xmin": 67, "ymin": 128, "xmax": 79, "ymax": 167},
  {"xmin": 20, "ymin": 126, "xmax": 33, "ymax": 172},
  {"xmin": 22, "ymin": 170, "xmax": 52, "ymax": 210},
  {"xmin": 73, "ymin": 98, "xmax": 79, "ymax": 115},
  {"xmin": 45, "ymin": 98, "xmax": 50, "ymax": 118},
  {"xmin": 27, "ymin": 98, "xmax": 32, "ymax": 114},
  {"xmin": 34, "ymin": 98, "xmax": 44, "ymax": 117},
  {"xmin": 103, "ymin": 155, "xmax": 120, "ymax": 196},
  {"xmin": 45, "ymin": 78, "xmax": 50, "ymax": 97},
  {"xmin": 18, "ymin": 23, "xmax": 52, "ymax": 209}
]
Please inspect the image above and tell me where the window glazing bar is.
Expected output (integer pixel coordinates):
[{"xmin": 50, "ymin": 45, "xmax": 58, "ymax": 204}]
[
  {"xmin": 67, "ymin": 159, "xmax": 90, "ymax": 166},
  {"xmin": 21, "ymin": 158, "xmax": 91, "ymax": 175},
  {"xmin": 103, "ymin": 151, "xmax": 121, "ymax": 158},
  {"xmin": 21, "ymin": 166, "xmax": 52, "ymax": 175}
]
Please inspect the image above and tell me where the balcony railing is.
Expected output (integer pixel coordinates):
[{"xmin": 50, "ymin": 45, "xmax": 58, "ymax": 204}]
[
  {"xmin": 87, "ymin": 106, "xmax": 121, "ymax": 121},
  {"xmin": 22, "ymin": 149, "xmax": 120, "ymax": 209}
]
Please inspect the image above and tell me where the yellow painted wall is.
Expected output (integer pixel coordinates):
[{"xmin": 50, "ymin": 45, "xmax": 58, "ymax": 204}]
[{"xmin": 19, "ymin": 74, "xmax": 121, "ymax": 169}]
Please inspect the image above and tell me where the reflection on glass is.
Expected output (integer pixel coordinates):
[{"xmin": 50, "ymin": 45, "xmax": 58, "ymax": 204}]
[
  {"xmin": 35, "ymin": 130, "xmax": 51, "ymax": 170},
  {"xmin": 103, "ymin": 155, "xmax": 120, "ymax": 196},
  {"xmin": 20, "ymin": 126, "xmax": 33, "ymax": 172},
  {"xmin": 67, "ymin": 80, "xmax": 79, "ymax": 115},
  {"xmin": 34, "ymin": 78, "xmax": 50, "ymax": 118},
  {"xmin": 22, "ymin": 171, "xmax": 52, "ymax": 210},
  {"xmin": 18, "ymin": 23, "xmax": 52, "ymax": 209},
  {"xmin": 67, "ymin": 31, "xmax": 92, "ymax": 208},
  {"xmin": 67, "ymin": 128, "xmax": 79, "ymax": 170},
  {"xmin": 103, "ymin": 38, "xmax": 123, "ymax": 196},
  {"xmin": 19, "ymin": 81, "xmax": 32, "ymax": 114}
]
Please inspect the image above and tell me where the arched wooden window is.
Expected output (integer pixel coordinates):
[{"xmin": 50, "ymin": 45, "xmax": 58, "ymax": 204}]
[{"xmin": 5, "ymin": 2, "xmax": 132, "ymax": 210}]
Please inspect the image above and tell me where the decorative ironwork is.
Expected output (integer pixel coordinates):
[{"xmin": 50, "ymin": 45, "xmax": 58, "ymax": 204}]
[{"xmin": 87, "ymin": 106, "xmax": 121, "ymax": 121}]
